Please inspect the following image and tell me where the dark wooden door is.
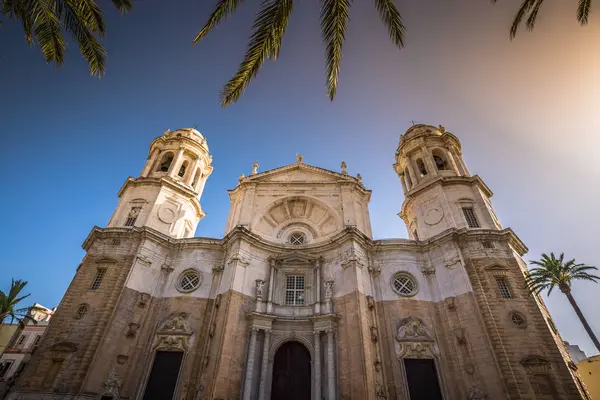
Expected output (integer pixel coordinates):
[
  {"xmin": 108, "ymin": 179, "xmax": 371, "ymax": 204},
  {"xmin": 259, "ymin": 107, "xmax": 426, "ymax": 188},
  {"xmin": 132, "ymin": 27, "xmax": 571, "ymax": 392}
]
[
  {"xmin": 404, "ymin": 358, "xmax": 443, "ymax": 400},
  {"xmin": 142, "ymin": 351, "xmax": 184, "ymax": 400},
  {"xmin": 271, "ymin": 341, "xmax": 311, "ymax": 400}
]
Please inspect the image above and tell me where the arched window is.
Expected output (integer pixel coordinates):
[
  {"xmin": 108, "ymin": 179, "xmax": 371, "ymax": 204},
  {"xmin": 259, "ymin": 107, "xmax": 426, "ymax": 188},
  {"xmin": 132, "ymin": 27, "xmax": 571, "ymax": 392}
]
[
  {"xmin": 192, "ymin": 169, "xmax": 201, "ymax": 187},
  {"xmin": 157, "ymin": 152, "xmax": 174, "ymax": 172},
  {"xmin": 416, "ymin": 159, "xmax": 427, "ymax": 176},
  {"xmin": 178, "ymin": 160, "xmax": 188, "ymax": 178},
  {"xmin": 432, "ymin": 149, "xmax": 449, "ymax": 171},
  {"xmin": 404, "ymin": 168, "xmax": 412, "ymax": 189}
]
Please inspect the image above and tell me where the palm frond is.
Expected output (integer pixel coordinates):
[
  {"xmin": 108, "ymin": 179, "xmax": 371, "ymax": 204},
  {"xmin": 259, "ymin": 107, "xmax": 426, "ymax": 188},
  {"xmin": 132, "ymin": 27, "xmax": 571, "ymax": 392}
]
[
  {"xmin": 61, "ymin": 0, "xmax": 107, "ymax": 75},
  {"xmin": 577, "ymin": 0, "xmax": 592, "ymax": 24},
  {"xmin": 372, "ymin": 0, "xmax": 405, "ymax": 48},
  {"xmin": 221, "ymin": 0, "xmax": 293, "ymax": 106},
  {"xmin": 525, "ymin": 0, "xmax": 545, "ymax": 31},
  {"xmin": 32, "ymin": 0, "xmax": 67, "ymax": 66},
  {"xmin": 320, "ymin": 0, "xmax": 350, "ymax": 101},
  {"xmin": 510, "ymin": 0, "xmax": 536, "ymax": 38},
  {"xmin": 193, "ymin": 0, "xmax": 245, "ymax": 43},
  {"xmin": 111, "ymin": 0, "xmax": 132, "ymax": 13},
  {"xmin": 57, "ymin": 0, "xmax": 106, "ymax": 36}
]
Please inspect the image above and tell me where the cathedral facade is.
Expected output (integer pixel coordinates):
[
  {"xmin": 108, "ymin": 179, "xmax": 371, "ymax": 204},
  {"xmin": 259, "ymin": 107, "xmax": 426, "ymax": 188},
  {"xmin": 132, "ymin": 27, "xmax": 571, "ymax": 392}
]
[{"xmin": 8, "ymin": 125, "xmax": 590, "ymax": 400}]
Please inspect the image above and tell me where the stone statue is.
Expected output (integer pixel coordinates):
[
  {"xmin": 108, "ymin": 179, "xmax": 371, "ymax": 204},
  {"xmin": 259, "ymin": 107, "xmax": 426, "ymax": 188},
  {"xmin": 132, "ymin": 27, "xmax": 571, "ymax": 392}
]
[
  {"xmin": 238, "ymin": 173, "xmax": 245, "ymax": 182},
  {"xmin": 370, "ymin": 326, "xmax": 378, "ymax": 342},
  {"xmin": 251, "ymin": 161, "xmax": 259, "ymax": 175},
  {"xmin": 163, "ymin": 128, "xmax": 171, "ymax": 136},
  {"xmin": 296, "ymin": 154, "xmax": 303, "ymax": 163},
  {"xmin": 438, "ymin": 125, "xmax": 446, "ymax": 133},
  {"xmin": 255, "ymin": 279, "xmax": 265, "ymax": 299},
  {"xmin": 324, "ymin": 280, "xmax": 334, "ymax": 300},
  {"xmin": 356, "ymin": 173, "xmax": 362, "ymax": 182},
  {"xmin": 341, "ymin": 161, "xmax": 348, "ymax": 175}
]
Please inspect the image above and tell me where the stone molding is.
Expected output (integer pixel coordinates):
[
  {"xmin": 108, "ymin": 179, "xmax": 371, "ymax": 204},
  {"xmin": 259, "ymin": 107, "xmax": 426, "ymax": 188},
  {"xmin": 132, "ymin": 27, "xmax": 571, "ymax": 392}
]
[{"xmin": 153, "ymin": 312, "xmax": 193, "ymax": 352}]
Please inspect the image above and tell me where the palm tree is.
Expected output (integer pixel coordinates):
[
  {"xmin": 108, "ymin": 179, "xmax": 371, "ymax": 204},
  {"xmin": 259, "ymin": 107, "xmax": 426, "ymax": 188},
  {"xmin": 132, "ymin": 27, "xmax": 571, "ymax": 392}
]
[
  {"xmin": 194, "ymin": 0, "xmax": 405, "ymax": 106},
  {"xmin": 0, "ymin": 0, "xmax": 132, "ymax": 76},
  {"xmin": 0, "ymin": 279, "xmax": 36, "ymax": 327},
  {"xmin": 496, "ymin": 0, "xmax": 593, "ymax": 38},
  {"xmin": 526, "ymin": 252, "xmax": 600, "ymax": 352}
]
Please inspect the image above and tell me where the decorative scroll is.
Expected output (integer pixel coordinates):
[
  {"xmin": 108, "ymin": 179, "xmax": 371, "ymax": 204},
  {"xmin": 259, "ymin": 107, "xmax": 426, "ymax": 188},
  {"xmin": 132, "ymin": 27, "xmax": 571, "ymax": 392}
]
[
  {"xmin": 153, "ymin": 312, "xmax": 193, "ymax": 351},
  {"xmin": 395, "ymin": 316, "xmax": 439, "ymax": 359}
]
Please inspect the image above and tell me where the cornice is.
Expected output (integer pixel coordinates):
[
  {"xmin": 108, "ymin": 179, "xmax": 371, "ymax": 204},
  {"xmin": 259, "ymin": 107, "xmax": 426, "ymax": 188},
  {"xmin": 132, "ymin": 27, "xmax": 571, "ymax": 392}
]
[
  {"xmin": 400, "ymin": 175, "xmax": 493, "ymax": 217},
  {"xmin": 396, "ymin": 131, "xmax": 462, "ymax": 156},
  {"xmin": 116, "ymin": 176, "xmax": 204, "ymax": 219},
  {"xmin": 82, "ymin": 224, "xmax": 527, "ymax": 258}
]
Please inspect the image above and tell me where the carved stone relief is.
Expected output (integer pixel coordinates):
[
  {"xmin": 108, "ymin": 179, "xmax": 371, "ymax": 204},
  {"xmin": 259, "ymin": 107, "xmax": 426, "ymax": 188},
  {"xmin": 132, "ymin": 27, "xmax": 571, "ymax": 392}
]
[
  {"xmin": 153, "ymin": 312, "xmax": 193, "ymax": 351},
  {"xmin": 395, "ymin": 316, "xmax": 439, "ymax": 359}
]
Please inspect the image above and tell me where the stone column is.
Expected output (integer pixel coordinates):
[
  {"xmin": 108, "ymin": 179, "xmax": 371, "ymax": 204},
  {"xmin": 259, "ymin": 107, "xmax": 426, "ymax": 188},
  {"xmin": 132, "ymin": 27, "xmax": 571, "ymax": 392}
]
[
  {"xmin": 258, "ymin": 330, "xmax": 271, "ymax": 399},
  {"xmin": 168, "ymin": 148, "xmax": 185, "ymax": 178},
  {"xmin": 141, "ymin": 148, "xmax": 160, "ymax": 177},
  {"xmin": 243, "ymin": 328, "xmax": 259, "ymax": 400},
  {"xmin": 406, "ymin": 160, "xmax": 418, "ymax": 187},
  {"xmin": 326, "ymin": 329, "xmax": 336, "ymax": 400},
  {"xmin": 267, "ymin": 259, "xmax": 276, "ymax": 313},
  {"xmin": 420, "ymin": 145, "xmax": 436, "ymax": 177},
  {"xmin": 314, "ymin": 331, "xmax": 322, "ymax": 400},
  {"xmin": 444, "ymin": 148, "xmax": 461, "ymax": 175},
  {"xmin": 315, "ymin": 259, "xmax": 322, "ymax": 314},
  {"xmin": 184, "ymin": 156, "xmax": 201, "ymax": 186}
]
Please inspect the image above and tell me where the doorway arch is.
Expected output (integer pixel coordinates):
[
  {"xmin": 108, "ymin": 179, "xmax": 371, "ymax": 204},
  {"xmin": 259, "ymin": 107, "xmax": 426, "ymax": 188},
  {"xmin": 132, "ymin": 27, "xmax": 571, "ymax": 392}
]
[{"xmin": 271, "ymin": 341, "xmax": 311, "ymax": 400}]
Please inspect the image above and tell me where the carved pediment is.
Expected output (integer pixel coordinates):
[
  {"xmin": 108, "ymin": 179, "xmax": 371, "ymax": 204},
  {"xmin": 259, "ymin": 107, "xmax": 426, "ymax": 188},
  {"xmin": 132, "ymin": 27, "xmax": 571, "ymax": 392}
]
[
  {"xmin": 521, "ymin": 355, "xmax": 551, "ymax": 374},
  {"xmin": 154, "ymin": 312, "xmax": 193, "ymax": 352},
  {"xmin": 246, "ymin": 163, "xmax": 355, "ymax": 184},
  {"xmin": 269, "ymin": 251, "xmax": 321, "ymax": 266},
  {"xmin": 51, "ymin": 341, "xmax": 78, "ymax": 353},
  {"xmin": 395, "ymin": 317, "xmax": 438, "ymax": 359},
  {"xmin": 396, "ymin": 317, "xmax": 434, "ymax": 342}
]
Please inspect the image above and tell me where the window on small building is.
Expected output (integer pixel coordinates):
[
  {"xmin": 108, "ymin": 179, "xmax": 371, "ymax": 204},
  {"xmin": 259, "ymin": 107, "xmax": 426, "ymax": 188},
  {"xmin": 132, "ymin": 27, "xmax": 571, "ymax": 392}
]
[
  {"xmin": 124, "ymin": 206, "xmax": 141, "ymax": 227},
  {"xmin": 0, "ymin": 360, "xmax": 14, "ymax": 378},
  {"xmin": 90, "ymin": 268, "xmax": 107, "ymax": 290},
  {"xmin": 157, "ymin": 152, "xmax": 174, "ymax": 172},
  {"xmin": 416, "ymin": 159, "xmax": 428, "ymax": 177},
  {"xmin": 178, "ymin": 161, "xmax": 188, "ymax": 178},
  {"xmin": 285, "ymin": 275, "xmax": 305, "ymax": 306},
  {"xmin": 17, "ymin": 335, "xmax": 27, "ymax": 345},
  {"xmin": 462, "ymin": 207, "xmax": 480, "ymax": 228},
  {"xmin": 33, "ymin": 335, "xmax": 42, "ymax": 347},
  {"xmin": 496, "ymin": 277, "xmax": 513, "ymax": 299}
]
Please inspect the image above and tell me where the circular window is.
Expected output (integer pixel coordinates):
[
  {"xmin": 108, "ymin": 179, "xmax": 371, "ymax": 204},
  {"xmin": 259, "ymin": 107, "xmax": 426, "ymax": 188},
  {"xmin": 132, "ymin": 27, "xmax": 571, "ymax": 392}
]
[
  {"xmin": 178, "ymin": 270, "xmax": 202, "ymax": 293},
  {"xmin": 510, "ymin": 312, "xmax": 526, "ymax": 328},
  {"xmin": 289, "ymin": 232, "xmax": 306, "ymax": 245},
  {"xmin": 74, "ymin": 304, "xmax": 88, "ymax": 319},
  {"xmin": 392, "ymin": 273, "xmax": 418, "ymax": 297}
]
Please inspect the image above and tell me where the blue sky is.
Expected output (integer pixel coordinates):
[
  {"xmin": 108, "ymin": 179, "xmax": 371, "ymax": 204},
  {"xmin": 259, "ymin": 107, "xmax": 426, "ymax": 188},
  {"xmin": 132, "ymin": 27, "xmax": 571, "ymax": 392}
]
[{"xmin": 1, "ymin": 0, "xmax": 599, "ymax": 355}]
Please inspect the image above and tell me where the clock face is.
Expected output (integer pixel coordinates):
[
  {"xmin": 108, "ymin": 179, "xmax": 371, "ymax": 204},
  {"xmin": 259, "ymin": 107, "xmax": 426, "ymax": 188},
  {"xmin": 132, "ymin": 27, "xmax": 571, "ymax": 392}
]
[
  {"xmin": 158, "ymin": 204, "xmax": 177, "ymax": 223},
  {"xmin": 424, "ymin": 206, "xmax": 444, "ymax": 226}
]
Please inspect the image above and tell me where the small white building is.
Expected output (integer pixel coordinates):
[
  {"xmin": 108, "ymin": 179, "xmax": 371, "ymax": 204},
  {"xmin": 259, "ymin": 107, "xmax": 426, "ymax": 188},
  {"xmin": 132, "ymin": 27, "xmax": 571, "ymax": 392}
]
[
  {"xmin": 0, "ymin": 304, "xmax": 55, "ymax": 382},
  {"xmin": 565, "ymin": 341, "xmax": 588, "ymax": 364}
]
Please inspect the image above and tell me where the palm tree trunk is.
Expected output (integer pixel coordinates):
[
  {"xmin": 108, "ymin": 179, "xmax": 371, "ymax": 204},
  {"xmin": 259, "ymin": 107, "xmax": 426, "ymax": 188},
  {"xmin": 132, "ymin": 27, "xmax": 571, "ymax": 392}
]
[{"xmin": 564, "ymin": 290, "xmax": 600, "ymax": 353}]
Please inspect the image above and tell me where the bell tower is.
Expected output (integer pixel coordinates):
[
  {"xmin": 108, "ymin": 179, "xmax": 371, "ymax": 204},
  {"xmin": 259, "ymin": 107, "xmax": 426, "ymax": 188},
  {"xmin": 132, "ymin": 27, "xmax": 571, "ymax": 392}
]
[
  {"xmin": 107, "ymin": 128, "xmax": 213, "ymax": 239},
  {"xmin": 394, "ymin": 124, "xmax": 502, "ymax": 241}
]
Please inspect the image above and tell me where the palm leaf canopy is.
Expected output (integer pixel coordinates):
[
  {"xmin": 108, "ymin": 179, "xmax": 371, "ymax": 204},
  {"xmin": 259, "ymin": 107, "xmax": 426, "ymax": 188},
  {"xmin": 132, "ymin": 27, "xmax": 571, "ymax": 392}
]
[
  {"xmin": 195, "ymin": 0, "xmax": 405, "ymax": 106},
  {"xmin": 526, "ymin": 252, "xmax": 600, "ymax": 296},
  {"xmin": 1, "ymin": 0, "xmax": 132, "ymax": 76},
  {"xmin": 0, "ymin": 279, "xmax": 35, "ymax": 326},
  {"xmin": 492, "ymin": 0, "xmax": 594, "ymax": 38}
]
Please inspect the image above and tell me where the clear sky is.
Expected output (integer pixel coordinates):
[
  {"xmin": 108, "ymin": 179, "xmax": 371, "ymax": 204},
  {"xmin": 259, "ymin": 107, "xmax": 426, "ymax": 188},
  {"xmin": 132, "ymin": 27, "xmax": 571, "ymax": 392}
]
[{"xmin": 1, "ymin": 0, "xmax": 599, "ymax": 355}]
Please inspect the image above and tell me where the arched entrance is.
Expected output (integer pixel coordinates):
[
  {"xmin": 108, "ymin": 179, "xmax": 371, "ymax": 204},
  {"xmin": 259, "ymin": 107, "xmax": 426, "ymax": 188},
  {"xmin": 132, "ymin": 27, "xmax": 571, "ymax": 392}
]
[{"xmin": 271, "ymin": 341, "xmax": 311, "ymax": 400}]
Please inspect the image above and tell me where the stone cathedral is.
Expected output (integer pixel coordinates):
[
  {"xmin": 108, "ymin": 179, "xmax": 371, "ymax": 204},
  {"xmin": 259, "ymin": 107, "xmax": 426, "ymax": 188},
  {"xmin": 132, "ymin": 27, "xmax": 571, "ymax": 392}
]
[{"xmin": 8, "ymin": 125, "xmax": 590, "ymax": 400}]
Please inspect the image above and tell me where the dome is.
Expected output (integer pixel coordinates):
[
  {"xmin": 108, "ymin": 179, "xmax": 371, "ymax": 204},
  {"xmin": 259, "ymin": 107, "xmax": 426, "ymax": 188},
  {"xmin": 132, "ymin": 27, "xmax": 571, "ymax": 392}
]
[
  {"xmin": 402, "ymin": 124, "xmax": 444, "ymax": 140},
  {"xmin": 168, "ymin": 128, "xmax": 205, "ymax": 142}
]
